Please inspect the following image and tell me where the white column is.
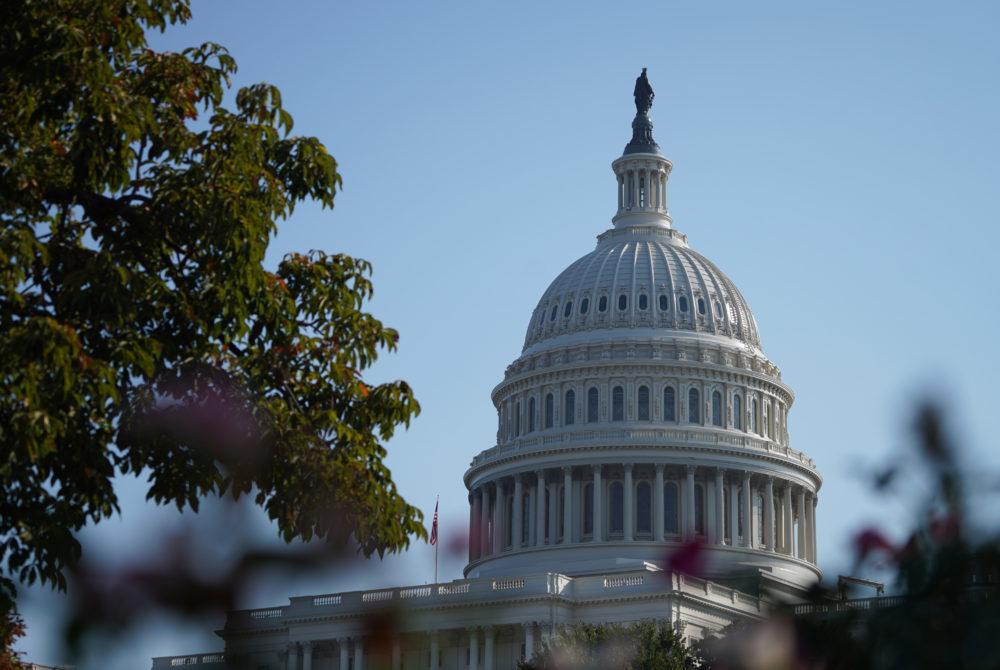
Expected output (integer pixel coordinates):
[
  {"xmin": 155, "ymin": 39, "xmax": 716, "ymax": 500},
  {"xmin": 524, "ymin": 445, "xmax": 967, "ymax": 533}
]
[
  {"xmin": 796, "ymin": 487, "xmax": 807, "ymax": 559},
  {"xmin": 512, "ymin": 476, "xmax": 523, "ymax": 549},
  {"xmin": 617, "ymin": 173, "xmax": 624, "ymax": 211},
  {"xmin": 484, "ymin": 626, "xmax": 495, "ymax": 670},
  {"xmin": 354, "ymin": 638, "xmax": 364, "ymax": 670},
  {"xmin": 535, "ymin": 470, "xmax": 546, "ymax": 547},
  {"xmin": 479, "ymin": 487, "xmax": 490, "ymax": 557},
  {"xmin": 714, "ymin": 468, "xmax": 725, "ymax": 545},
  {"xmin": 547, "ymin": 482, "xmax": 558, "ymax": 544},
  {"xmin": 764, "ymin": 477, "xmax": 775, "ymax": 551},
  {"xmin": 742, "ymin": 471, "xmax": 753, "ymax": 548},
  {"xmin": 623, "ymin": 464, "xmax": 634, "ymax": 542},
  {"xmin": 524, "ymin": 621, "xmax": 535, "ymax": 660},
  {"xmin": 593, "ymin": 465, "xmax": 603, "ymax": 541},
  {"xmin": 429, "ymin": 632, "xmax": 440, "ymax": 669},
  {"xmin": 287, "ymin": 644, "xmax": 298, "ymax": 670},
  {"xmin": 338, "ymin": 639, "xmax": 349, "ymax": 670},
  {"xmin": 728, "ymin": 481, "xmax": 738, "ymax": 546},
  {"xmin": 392, "ymin": 637, "xmax": 402, "ymax": 670},
  {"xmin": 301, "ymin": 641, "xmax": 312, "ymax": 670},
  {"xmin": 811, "ymin": 495, "xmax": 819, "ymax": 562},
  {"xmin": 653, "ymin": 464, "xmax": 665, "ymax": 542},
  {"xmin": 492, "ymin": 481, "xmax": 504, "ymax": 552},
  {"xmin": 468, "ymin": 629, "xmax": 479, "ymax": 670},
  {"xmin": 684, "ymin": 466, "xmax": 696, "ymax": 540},
  {"xmin": 470, "ymin": 492, "xmax": 481, "ymax": 560},
  {"xmin": 783, "ymin": 485, "xmax": 793, "ymax": 555},
  {"xmin": 562, "ymin": 467, "xmax": 573, "ymax": 544}
]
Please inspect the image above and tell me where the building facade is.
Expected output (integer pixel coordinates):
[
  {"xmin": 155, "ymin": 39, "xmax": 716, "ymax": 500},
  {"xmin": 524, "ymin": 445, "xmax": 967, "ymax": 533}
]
[{"xmin": 153, "ymin": 72, "xmax": 821, "ymax": 670}]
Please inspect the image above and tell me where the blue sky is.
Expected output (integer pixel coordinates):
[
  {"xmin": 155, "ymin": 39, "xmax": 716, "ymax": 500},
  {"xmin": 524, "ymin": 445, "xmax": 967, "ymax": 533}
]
[{"xmin": 16, "ymin": 1, "xmax": 1000, "ymax": 667}]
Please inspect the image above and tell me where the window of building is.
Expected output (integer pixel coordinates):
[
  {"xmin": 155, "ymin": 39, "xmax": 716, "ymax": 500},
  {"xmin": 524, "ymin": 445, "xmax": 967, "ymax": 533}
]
[
  {"xmin": 583, "ymin": 483, "xmax": 594, "ymax": 535},
  {"xmin": 678, "ymin": 295, "xmax": 689, "ymax": 312},
  {"xmin": 550, "ymin": 305, "xmax": 558, "ymax": 321},
  {"xmin": 528, "ymin": 397, "xmax": 535, "ymax": 433},
  {"xmin": 515, "ymin": 401, "xmax": 521, "ymax": 436},
  {"xmin": 697, "ymin": 298, "xmax": 706, "ymax": 315},
  {"xmin": 580, "ymin": 297, "xmax": 589, "ymax": 314},
  {"xmin": 544, "ymin": 393, "xmax": 554, "ymax": 429},
  {"xmin": 564, "ymin": 389, "xmax": 575, "ymax": 426},
  {"xmin": 750, "ymin": 398, "xmax": 758, "ymax": 434},
  {"xmin": 712, "ymin": 390, "xmax": 723, "ymax": 427},
  {"xmin": 618, "ymin": 294, "xmax": 628, "ymax": 311},
  {"xmin": 663, "ymin": 386, "xmax": 676, "ymax": 422},
  {"xmin": 612, "ymin": 386, "xmax": 624, "ymax": 421},
  {"xmin": 598, "ymin": 295, "xmax": 608, "ymax": 312},
  {"xmin": 587, "ymin": 387, "xmax": 599, "ymax": 423},
  {"xmin": 639, "ymin": 176, "xmax": 646, "ymax": 207},
  {"xmin": 538, "ymin": 311, "xmax": 545, "ymax": 326},
  {"xmin": 637, "ymin": 482, "xmax": 652, "ymax": 534},
  {"xmin": 688, "ymin": 388, "xmax": 700, "ymax": 423},
  {"xmin": 563, "ymin": 301, "xmax": 573, "ymax": 317},
  {"xmin": 609, "ymin": 481, "xmax": 624, "ymax": 534},
  {"xmin": 638, "ymin": 294, "xmax": 648, "ymax": 310},
  {"xmin": 695, "ymin": 483, "xmax": 706, "ymax": 535},
  {"xmin": 733, "ymin": 394, "xmax": 742, "ymax": 430},
  {"xmin": 659, "ymin": 294, "xmax": 669, "ymax": 311},
  {"xmin": 664, "ymin": 481, "xmax": 679, "ymax": 535},
  {"xmin": 637, "ymin": 385, "xmax": 650, "ymax": 421}
]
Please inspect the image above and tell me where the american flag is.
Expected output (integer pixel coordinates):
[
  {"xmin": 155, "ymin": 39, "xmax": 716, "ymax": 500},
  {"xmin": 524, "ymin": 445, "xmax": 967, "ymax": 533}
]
[{"xmin": 430, "ymin": 498, "xmax": 439, "ymax": 546}]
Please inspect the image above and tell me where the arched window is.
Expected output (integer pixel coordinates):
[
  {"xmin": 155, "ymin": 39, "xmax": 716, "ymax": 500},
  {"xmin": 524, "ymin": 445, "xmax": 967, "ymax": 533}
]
[
  {"xmin": 733, "ymin": 394, "xmax": 742, "ymax": 430},
  {"xmin": 659, "ymin": 294, "xmax": 669, "ymax": 311},
  {"xmin": 639, "ymin": 176, "xmax": 646, "ymax": 207},
  {"xmin": 580, "ymin": 298, "xmax": 589, "ymax": 314},
  {"xmin": 697, "ymin": 298, "xmax": 706, "ymax": 315},
  {"xmin": 638, "ymin": 294, "xmax": 648, "ymax": 310},
  {"xmin": 528, "ymin": 397, "xmax": 536, "ymax": 433},
  {"xmin": 612, "ymin": 386, "xmax": 624, "ymax": 422},
  {"xmin": 688, "ymin": 388, "xmax": 701, "ymax": 423},
  {"xmin": 695, "ymin": 483, "xmax": 706, "ymax": 535},
  {"xmin": 664, "ymin": 482, "xmax": 680, "ymax": 535},
  {"xmin": 598, "ymin": 296, "xmax": 608, "ymax": 312},
  {"xmin": 564, "ymin": 389, "xmax": 576, "ymax": 426},
  {"xmin": 712, "ymin": 390, "xmax": 723, "ymax": 427},
  {"xmin": 663, "ymin": 386, "xmax": 676, "ymax": 422},
  {"xmin": 637, "ymin": 385, "xmax": 650, "ymax": 421},
  {"xmin": 618, "ymin": 294, "xmax": 628, "ymax": 311},
  {"xmin": 586, "ymin": 387, "xmax": 599, "ymax": 423},
  {"xmin": 750, "ymin": 398, "xmax": 758, "ymax": 434},
  {"xmin": 549, "ymin": 305, "xmax": 558, "ymax": 321},
  {"xmin": 609, "ymin": 481, "xmax": 624, "ymax": 534},
  {"xmin": 515, "ymin": 401, "xmax": 521, "ymax": 437},
  {"xmin": 678, "ymin": 295, "xmax": 689, "ymax": 313},
  {"xmin": 544, "ymin": 393, "xmax": 554, "ymax": 429},
  {"xmin": 583, "ymin": 483, "xmax": 594, "ymax": 535},
  {"xmin": 636, "ymin": 482, "xmax": 652, "ymax": 534},
  {"xmin": 563, "ymin": 301, "xmax": 573, "ymax": 318}
]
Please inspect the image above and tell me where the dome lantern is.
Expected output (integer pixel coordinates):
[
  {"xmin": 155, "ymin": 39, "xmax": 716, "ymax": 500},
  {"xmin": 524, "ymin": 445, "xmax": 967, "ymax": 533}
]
[{"xmin": 612, "ymin": 68, "xmax": 674, "ymax": 229}]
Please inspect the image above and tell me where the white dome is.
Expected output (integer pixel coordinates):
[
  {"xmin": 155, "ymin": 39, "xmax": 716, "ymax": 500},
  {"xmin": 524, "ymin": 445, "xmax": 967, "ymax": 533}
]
[{"xmin": 524, "ymin": 226, "xmax": 761, "ymax": 355}]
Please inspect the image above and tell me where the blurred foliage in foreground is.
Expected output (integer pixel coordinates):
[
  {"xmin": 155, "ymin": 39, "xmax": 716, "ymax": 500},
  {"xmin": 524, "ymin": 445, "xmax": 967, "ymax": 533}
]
[
  {"xmin": 518, "ymin": 621, "xmax": 699, "ymax": 670},
  {"xmin": 0, "ymin": 0, "xmax": 424, "ymax": 657}
]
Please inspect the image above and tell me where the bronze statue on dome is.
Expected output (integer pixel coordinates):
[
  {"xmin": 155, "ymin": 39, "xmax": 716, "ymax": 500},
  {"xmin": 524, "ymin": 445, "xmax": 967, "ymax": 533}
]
[{"xmin": 634, "ymin": 67, "xmax": 654, "ymax": 114}]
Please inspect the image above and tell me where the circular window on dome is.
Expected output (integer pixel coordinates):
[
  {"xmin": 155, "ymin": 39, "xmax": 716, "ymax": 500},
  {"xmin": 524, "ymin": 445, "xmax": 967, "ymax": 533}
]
[
  {"xmin": 659, "ymin": 295, "xmax": 669, "ymax": 311},
  {"xmin": 638, "ymin": 294, "xmax": 648, "ymax": 310},
  {"xmin": 580, "ymin": 297, "xmax": 589, "ymax": 314},
  {"xmin": 618, "ymin": 294, "xmax": 628, "ymax": 311},
  {"xmin": 563, "ymin": 300, "xmax": 573, "ymax": 318},
  {"xmin": 598, "ymin": 295, "xmax": 608, "ymax": 312},
  {"xmin": 678, "ymin": 295, "xmax": 689, "ymax": 313},
  {"xmin": 550, "ymin": 305, "xmax": 558, "ymax": 321}
]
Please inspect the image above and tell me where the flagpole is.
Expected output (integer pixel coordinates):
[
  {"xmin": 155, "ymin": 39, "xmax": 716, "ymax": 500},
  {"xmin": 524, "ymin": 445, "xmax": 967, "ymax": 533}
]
[{"xmin": 434, "ymin": 495, "xmax": 439, "ymax": 583}]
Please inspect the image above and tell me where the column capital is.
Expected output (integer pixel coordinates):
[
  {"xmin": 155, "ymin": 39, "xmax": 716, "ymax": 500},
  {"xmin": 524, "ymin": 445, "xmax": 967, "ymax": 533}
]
[
  {"xmin": 535, "ymin": 469, "xmax": 545, "ymax": 478},
  {"xmin": 300, "ymin": 641, "xmax": 311, "ymax": 650},
  {"xmin": 714, "ymin": 466, "xmax": 724, "ymax": 476},
  {"xmin": 592, "ymin": 464, "xmax": 603, "ymax": 473},
  {"xmin": 654, "ymin": 462, "xmax": 665, "ymax": 473},
  {"xmin": 562, "ymin": 465, "xmax": 572, "ymax": 474},
  {"xmin": 765, "ymin": 474, "xmax": 774, "ymax": 484},
  {"xmin": 685, "ymin": 464, "xmax": 696, "ymax": 475},
  {"xmin": 742, "ymin": 470, "xmax": 751, "ymax": 482},
  {"xmin": 623, "ymin": 462, "xmax": 633, "ymax": 472}
]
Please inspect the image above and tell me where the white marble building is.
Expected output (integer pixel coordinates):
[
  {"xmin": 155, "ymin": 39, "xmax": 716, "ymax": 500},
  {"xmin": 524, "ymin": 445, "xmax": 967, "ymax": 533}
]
[{"xmin": 152, "ymin": 72, "xmax": 821, "ymax": 670}]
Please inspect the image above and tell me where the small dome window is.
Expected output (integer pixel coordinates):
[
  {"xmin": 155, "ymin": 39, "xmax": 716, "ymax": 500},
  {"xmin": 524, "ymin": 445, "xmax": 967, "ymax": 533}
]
[
  {"xmin": 697, "ymin": 298, "xmax": 706, "ymax": 315},
  {"xmin": 714, "ymin": 301, "xmax": 722, "ymax": 318},
  {"xmin": 638, "ymin": 294, "xmax": 648, "ymax": 310},
  {"xmin": 563, "ymin": 300, "xmax": 573, "ymax": 317},
  {"xmin": 678, "ymin": 296, "xmax": 689, "ymax": 313},
  {"xmin": 580, "ymin": 297, "xmax": 589, "ymax": 314},
  {"xmin": 659, "ymin": 295, "xmax": 669, "ymax": 311},
  {"xmin": 538, "ymin": 311, "xmax": 545, "ymax": 326},
  {"xmin": 598, "ymin": 296, "xmax": 608, "ymax": 312},
  {"xmin": 550, "ymin": 305, "xmax": 558, "ymax": 321},
  {"xmin": 618, "ymin": 294, "xmax": 628, "ymax": 311}
]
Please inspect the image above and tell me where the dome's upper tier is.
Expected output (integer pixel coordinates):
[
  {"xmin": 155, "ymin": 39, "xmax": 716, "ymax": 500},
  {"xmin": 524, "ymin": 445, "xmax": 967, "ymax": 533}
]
[{"xmin": 523, "ymin": 225, "xmax": 761, "ymax": 354}]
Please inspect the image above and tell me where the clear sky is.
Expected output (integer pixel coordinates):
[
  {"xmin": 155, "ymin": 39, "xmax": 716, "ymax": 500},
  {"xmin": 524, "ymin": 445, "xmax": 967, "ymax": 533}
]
[{"xmin": 16, "ymin": 1, "xmax": 1000, "ymax": 667}]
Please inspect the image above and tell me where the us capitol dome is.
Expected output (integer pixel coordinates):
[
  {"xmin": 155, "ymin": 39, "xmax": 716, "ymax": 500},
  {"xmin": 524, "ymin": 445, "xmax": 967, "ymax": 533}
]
[{"xmin": 154, "ymin": 70, "xmax": 822, "ymax": 670}]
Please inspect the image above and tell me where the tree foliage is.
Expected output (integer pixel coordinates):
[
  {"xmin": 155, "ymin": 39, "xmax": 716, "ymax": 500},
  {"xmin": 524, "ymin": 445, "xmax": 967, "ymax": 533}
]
[
  {"xmin": 519, "ymin": 621, "xmax": 700, "ymax": 670},
  {"xmin": 0, "ymin": 0, "xmax": 424, "ymax": 615}
]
